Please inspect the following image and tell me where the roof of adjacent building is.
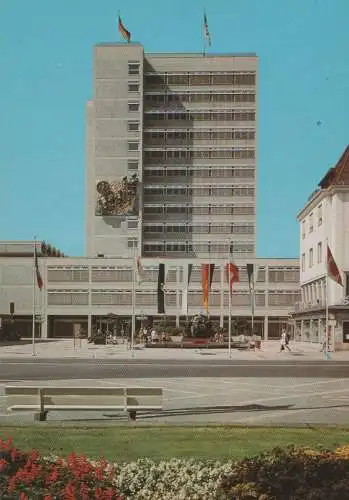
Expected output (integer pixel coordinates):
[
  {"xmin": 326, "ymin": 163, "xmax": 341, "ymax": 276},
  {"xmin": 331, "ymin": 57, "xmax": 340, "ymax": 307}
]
[
  {"xmin": 95, "ymin": 43, "xmax": 257, "ymax": 57},
  {"xmin": 318, "ymin": 145, "xmax": 349, "ymax": 188}
]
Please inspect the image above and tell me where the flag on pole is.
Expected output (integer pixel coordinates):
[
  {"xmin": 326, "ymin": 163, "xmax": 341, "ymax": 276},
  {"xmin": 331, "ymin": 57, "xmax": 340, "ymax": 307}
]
[
  {"xmin": 34, "ymin": 246, "xmax": 43, "ymax": 290},
  {"xmin": 246, "ymin": 264, "xmax": 255, "ymax": 293},
  {"xmin": 136, "ymin": 256, "xmax": 144, "ymax": 284},
  {"xmin": 118, "ymin": 15, "xmax": 131, "ymax": 42},
  {"xmin": 182, "ymin": 264, "xmax": 193, "ymax": 315},
  {"xmin": 201, "ymin": 264, "xmax": 214, "ymax": 314},
  {"xmin": 246, "ymin": 263, "xmax": 255, "ymax": 315},
  {"xmin": 203, "ymin": 12, "xmax": 211, "ymax": 47},
  {"xmin": 225, "ymin": 263, "xmax": 239, "ymax": 295},
  {"xmin": 157, "ymin": 263, "xmax": 165, "ymax": 314},
  {"xmin": 327, "ymin": 245, "xmax": 343, "ymax": 286}
]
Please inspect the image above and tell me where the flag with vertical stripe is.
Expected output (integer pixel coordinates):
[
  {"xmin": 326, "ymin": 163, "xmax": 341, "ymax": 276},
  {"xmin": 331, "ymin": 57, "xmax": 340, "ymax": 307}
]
[
  {"xmin": 201, "ymin": 264, "xmax": 215, "ymax": 314},
  {"xmin": 157, "ymin": 263, "xmax": 165, "ymax": 314},
  {"xmin": 118, "ymin": 15, "xmax": 131, "ymax": 42}
]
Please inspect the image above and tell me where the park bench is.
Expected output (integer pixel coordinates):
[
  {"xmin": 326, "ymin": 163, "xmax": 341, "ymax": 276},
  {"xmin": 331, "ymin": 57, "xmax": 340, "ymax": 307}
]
[{"xmin": 5, "ymin": 386, "xmax": 163, "ymax": 422}]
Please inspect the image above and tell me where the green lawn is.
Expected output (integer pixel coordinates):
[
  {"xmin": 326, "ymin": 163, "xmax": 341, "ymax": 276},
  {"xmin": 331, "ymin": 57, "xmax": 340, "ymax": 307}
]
[{"xmin": 1, "ymin": 425, "xmax": 349, "ymax": 462}]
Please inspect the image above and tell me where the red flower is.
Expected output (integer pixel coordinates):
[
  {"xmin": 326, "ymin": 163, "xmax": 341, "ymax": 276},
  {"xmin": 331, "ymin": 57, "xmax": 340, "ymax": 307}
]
[
  {"xmin": 0, "ymin": 438, "xmax": 13, "ymax": 450},
  {"xmin": 105, "ymin": 487, "xmax": 117, "ymax": 499},
  {"xmin": 19, "ymin": 492, "xmax": 28, "ymax": 500},
  {"xmin": 0, "ymin": 458, "xmax": 8, "ymax": 472},
  {"xmin": 28, "ymin": 449, "xmax": 40, "ymax": 462},
  {"xmin": 44, "ymin": 496, "xmax": 53, "ymax": 500},
  {"xmin": 64, "ymin": 481, "xmax": 76, "ymax": 500},
  {"xmin": 10, "ymin": 447, "xmax": 20, "ymax": 461},
  {"xmin": 45, "ymin": 466, "xmax": 59, "ymax": 484},
  {"xmin": 80, "ymin": 482, "xmax": 90, "ymax": 499},
  {"xmin": 95, "ymin": 487, "xmax": 104, "ymax": 500}
]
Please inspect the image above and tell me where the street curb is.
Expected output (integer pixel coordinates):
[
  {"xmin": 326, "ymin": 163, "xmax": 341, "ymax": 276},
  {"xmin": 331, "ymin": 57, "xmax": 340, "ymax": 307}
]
[{"xmin": 0, "ymin": 420, "xmax": 348, "ymax": 429}]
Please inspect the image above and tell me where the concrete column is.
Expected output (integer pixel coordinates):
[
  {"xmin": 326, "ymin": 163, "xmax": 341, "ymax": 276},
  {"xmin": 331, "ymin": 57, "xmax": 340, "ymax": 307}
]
[
  {"xmin": 220, "ymin": 264, "xmax": 224, "ymax": 327},
  {"xmin": 41, "ymin": 315, "xmax": 48, "ymax": 339},
  {"xmin": 309, "ymin": 319, "xmax": 313, "ymax": 341},
  {"xmin": 300, "ymin": 319, "xmax": 304, "ymax": 341},
  {"xmin": 318, "ymin": 318, "xmax": 321, "ymax": 343},
  {"xmin": 264, "ymin": 315, "xmax": 268, "ymax": 341},
  {"xmin": 87, "ymin": 314, "xmax": 92, "ymax": 338},
  {"xmin": 176, "ymin": 315, "xmax": 180, "ymax": 327}
]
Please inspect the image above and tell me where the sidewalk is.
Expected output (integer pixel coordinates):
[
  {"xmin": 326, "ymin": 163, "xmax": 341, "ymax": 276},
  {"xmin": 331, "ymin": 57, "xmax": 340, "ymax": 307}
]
[{"xmin": 0, "ymin": 339, "xmax": 345, "ymax": 361}]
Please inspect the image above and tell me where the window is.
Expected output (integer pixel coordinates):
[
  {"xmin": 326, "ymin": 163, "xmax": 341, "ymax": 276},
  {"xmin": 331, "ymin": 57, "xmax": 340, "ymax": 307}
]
[
  {"xmin": 318, "ymin": 204, "xmax": 323, "ymax": 225},
  {"xmin": 128, "ymin": 102, "xmax": 139, "ymax": 112},
  {"xmin": 128, "ymin": 220, "xmax": 138, "ymax": 229},
  {"xmin": 128, "ymin": 63, "xmax": 139, "ymax": 75},
  {"xmin": 128, "ymin": 122, "xmax": 139, "ymax": 132},
  {"xmin": 301, "ymin": 253, "xmax": 305, "ymax": 272},
  {"xmin": 309, "ymin": 248, "xmax": 313, "ymax": 267},
  {"xmin": 309, "ymin": 213, "xmax": 314, "ymax": 233},
  {"xmin": 302, "ymin": 221, "xmax": 306, "ymax": 239},
  {"xmin": 128, "ymin": 82, "xmax": 139, "ymax": 92},
  {"xmin": 128, "ymin": 239, "xmax": 138, "ymax": 248},
  {"xmin": 128, "ymin": 161, "xmax": 138, "ymax": 172},
  {"xmin": 317, "ymin": 241, "xmax": 322, "ymax": 263},
  {"xmin": 128, "ymin": 142, "xmax": 139, "ymax": 151}
]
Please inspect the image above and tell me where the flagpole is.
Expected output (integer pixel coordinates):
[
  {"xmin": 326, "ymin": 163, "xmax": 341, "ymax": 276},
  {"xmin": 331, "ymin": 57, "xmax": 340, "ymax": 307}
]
[
  {"xmin": 228, "ymin": 242, "xmax": 232, "ymax": 359},
  {"xmin": 131, "ymin": 243, "xmax": 136, "ymax": 358},
  {"xmin": 325, "ymin": 237, "xmax": 330, "ymax": 359},
  {"xmin": 251, "ymin": 289, "xmax": 255, "ymax": 336},
  {"xmin": 32, "ymin": 237, "xmax": 37, "ymax": 357}
]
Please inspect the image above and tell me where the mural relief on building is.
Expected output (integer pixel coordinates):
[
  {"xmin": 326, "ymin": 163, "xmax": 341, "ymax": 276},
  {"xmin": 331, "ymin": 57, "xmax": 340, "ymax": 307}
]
[{"xmin": 95, "ymin": 174, "xmax": 139, "ymax": 216}]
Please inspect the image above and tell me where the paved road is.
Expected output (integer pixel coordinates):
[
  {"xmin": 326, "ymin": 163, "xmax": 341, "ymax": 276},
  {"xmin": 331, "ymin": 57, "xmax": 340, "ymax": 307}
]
[
  {"xmin": 2, "ymin": 377, "xmax": 349, "ymax": 426},
  {"xmin": 1, "ymin": 359, "xmax": 349, "ymax": 380}
]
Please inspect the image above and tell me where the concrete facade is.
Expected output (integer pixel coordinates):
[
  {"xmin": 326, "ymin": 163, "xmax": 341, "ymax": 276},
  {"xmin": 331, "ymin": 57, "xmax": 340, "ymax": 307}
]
[
  {"xmin": 293, "ymin": 146, "xmax": 349, "ymax": 349},
  {"xmin": 0, "ymin": 242, "xmax": 299, "ymax": 340},
  {"xmin": 86, "ymin": 44, "xmax": 257, "ymax": 260},
  {"xmin": 0, "ymin": 45, "xmax": 302, "ymax": 342}
]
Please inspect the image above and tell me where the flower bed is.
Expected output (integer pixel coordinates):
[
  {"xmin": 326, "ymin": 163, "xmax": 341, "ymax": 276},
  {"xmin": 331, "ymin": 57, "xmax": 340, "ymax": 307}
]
[{"xmin": 2, "ymin": 437, "xmax": 349, "ymax": 499}]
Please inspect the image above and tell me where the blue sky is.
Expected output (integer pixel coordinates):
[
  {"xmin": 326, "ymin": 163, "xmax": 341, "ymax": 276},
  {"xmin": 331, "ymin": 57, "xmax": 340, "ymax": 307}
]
[{"xmin": 0, "ymin": 0, "xmax": 348, "ymax": 257}]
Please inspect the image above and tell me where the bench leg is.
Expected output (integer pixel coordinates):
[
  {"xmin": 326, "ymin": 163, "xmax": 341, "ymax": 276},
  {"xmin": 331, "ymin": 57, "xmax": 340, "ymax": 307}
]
[
  {"xmin": 128, "ymin": 410, "xmax": 137, "ymax": 421},
  {"xmin": 34, "ymin": 411, "xmax": 48, "ymax": 422}
]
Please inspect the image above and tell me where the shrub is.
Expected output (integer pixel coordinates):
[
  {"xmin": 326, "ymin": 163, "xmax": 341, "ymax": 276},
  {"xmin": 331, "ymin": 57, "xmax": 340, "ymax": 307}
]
[
  {"xmin": 3, "ymin": 439, "xmax": 349, "ymax": 499},
  {"xmin": 218, "ymin": 446, "xmax": 349, "ymax": 499},
  {"xmin": 0, "ymin": 439, "xmax": 121, "ymax": 500}
]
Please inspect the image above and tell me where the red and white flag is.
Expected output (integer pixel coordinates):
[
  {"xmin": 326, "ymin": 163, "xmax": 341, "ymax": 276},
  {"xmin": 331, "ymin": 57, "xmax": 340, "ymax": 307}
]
[
  {"xmin": 327, "ymin": 245, "xmax": 343, "ymax": 286},
  {"xmin": 225, "ymin": 263, "xmax": 239, "ymax": 295}
]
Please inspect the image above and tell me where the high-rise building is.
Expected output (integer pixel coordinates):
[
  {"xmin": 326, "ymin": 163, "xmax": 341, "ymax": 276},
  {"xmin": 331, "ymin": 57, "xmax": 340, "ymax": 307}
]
[
  {"xmin": 86, "ymin": 44, "xmax": 257, "ymax": 259},
  {"xmin": 0, "ymin": 44, "xmax": 301, "ymax": 340}
]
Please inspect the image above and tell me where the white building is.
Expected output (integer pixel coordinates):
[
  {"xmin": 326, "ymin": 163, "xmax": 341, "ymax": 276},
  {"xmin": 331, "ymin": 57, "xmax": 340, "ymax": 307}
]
[{"xmin": 293, "ymin": 145, "xmax": 349, "ymax": 349}]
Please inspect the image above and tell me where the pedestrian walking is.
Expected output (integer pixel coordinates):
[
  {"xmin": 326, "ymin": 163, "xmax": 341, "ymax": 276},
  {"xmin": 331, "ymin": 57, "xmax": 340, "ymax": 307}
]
[
  {"xmin": 280, "ymin": 329, "xmax": 290, "ymax": 352},
  {"xmin": 285, "ymin": 331, "xmax": 291, "ymax": 351}
]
